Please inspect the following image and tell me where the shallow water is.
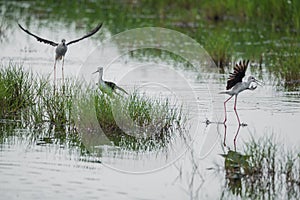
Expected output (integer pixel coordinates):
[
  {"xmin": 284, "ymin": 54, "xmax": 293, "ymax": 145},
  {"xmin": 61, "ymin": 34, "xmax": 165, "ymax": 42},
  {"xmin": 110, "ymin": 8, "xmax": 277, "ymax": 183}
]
[{"xmin": 1, "ymin": 2, "xmax": 300, "ymax": 199}]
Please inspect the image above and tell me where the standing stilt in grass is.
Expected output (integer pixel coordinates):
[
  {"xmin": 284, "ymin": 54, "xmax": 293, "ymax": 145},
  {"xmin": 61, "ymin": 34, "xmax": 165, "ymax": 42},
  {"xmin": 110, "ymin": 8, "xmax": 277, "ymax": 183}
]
[
  {"xmin": 219, "ymin": 60, "xmax": 262, "ymax": 125},
  {"xmin": 93, "ymin": 67, "xmax": 128, "ymax": 95},
  {"xmin": 18, "ymin": 23, "xmax": 103, "ymax": 90}
]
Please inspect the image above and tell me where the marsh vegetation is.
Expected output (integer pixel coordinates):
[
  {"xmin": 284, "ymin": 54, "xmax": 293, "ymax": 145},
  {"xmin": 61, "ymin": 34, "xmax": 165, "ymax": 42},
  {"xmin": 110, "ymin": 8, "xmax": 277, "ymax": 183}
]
[
  {"xmin": 0, "ymin": 64, "xmax": 185, "ymax": 151},
  {"xmin": 216, "ymin": 136, "xmax": 300, "ymax": 199}
]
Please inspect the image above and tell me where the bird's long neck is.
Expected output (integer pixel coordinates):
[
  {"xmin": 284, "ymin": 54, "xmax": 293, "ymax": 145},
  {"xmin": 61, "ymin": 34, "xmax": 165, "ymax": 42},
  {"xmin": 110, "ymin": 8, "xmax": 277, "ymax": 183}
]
[
  {"xmin": 98, "ymin": 71, "xmax": 105, "ymax": 85},
  {"xmin": 245, "ymin": 80, "xmax": 253, "ymax": 89}
]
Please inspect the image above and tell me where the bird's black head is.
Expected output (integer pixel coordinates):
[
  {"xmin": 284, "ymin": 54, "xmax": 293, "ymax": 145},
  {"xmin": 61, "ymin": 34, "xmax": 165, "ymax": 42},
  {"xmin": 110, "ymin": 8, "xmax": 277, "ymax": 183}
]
[
  {"xmin": 61, "ymin": 39, "xmax": 66, "ymax": 44},
  {"xmin": 92, "ymin": 67, "xmax": 103, "ymax": 75},
  {"xmin": 248, "ymin": 75, "xmax": 264, "ymax": 87},
  {"xmin": 247, "ymin": 76, "xmax": 256, "ymax": 82}
]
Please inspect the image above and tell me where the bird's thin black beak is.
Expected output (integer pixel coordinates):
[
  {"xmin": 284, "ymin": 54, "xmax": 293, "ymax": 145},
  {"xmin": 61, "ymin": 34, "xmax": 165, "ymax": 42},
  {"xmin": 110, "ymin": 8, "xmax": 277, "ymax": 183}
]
[
  {"xmin": 255, "ymin": 79, "xmax": 264, "ymax": 86},
  {"xmin": 92, "ymin": 70, "xmax": 99, "ymax": 74}
]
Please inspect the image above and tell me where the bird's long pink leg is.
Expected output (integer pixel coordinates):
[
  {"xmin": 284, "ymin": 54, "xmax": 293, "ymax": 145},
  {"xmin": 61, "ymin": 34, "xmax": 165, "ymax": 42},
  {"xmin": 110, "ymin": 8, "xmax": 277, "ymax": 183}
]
[
  {"xmin": 233, "ymin": 95, "xmax": 241, "ymax": 125},
  {"xmin": 233, "ymin": 124, "xmax": 241, "ymax": 151},
  {"xmin": 223, "ymin": 95, "xmax": 233, "ymax": 124},
  {"xmin": 53, "ymin": 59, "xmax": 57, "ymax": 93},
  {"xmin": 223, "ymin": 123, "xmax": 227, "ymax": 147},
  {"xmin": 62, "ymin": 56, "xmax": 65, "ymax": 86}
]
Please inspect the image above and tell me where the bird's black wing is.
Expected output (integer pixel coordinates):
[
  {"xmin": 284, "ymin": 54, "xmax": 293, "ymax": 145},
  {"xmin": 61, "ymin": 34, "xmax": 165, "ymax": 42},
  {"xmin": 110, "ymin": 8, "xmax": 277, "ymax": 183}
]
[
  {"xmin": 105, "ymin": 81, "xmax": 116, "ymax": 90},
  {"xmin": 226, "ymin": 60, "xmax": 249, "ymax": 90},
  {"xmin": 67, "ymin": 23, "xmax": 103, "ymax": 45},
  {"xmin": 104, "ymin": 81, "xmax": 128, "ymax": 94},
  {"xmin": 18, "ymin": 23, "xmax": 58, "ymax": 46}
]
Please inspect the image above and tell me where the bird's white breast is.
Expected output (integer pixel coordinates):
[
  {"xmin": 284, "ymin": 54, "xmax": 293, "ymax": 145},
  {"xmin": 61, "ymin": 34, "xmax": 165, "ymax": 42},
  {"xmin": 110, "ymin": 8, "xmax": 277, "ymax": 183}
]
[{"xmin": 56, "ymin": 43, "xmax": 68, "ymax": 56}]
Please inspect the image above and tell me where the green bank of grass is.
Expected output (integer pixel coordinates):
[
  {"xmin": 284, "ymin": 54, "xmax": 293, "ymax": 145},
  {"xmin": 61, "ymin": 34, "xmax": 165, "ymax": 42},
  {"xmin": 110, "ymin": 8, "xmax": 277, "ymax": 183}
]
[
  {"xmin": 2, "ymin": 1, "xmax": 300, "ymax": 88},
  {"xmin": 0, "ymin": 64, "xmax": 185, "ymax": 150},
  {"xmin": 92, "ymin": 90, "xmax": 184, "ymax": 148},
  {"xmin": 265, "ymin": 42, "xmax": 300, "ymax": 91},
  {"xmin": 0, "ymin": 64, "xmax": 35, "ymax": 118},
  {"xmin": 6, "ymin": 0, "xmax": 300, "ymax": 31}
]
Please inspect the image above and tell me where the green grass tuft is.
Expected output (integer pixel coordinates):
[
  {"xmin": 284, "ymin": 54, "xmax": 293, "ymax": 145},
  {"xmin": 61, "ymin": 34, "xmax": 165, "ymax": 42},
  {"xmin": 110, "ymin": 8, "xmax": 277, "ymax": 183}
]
[
  {"xmin": 0, "ymin": 63, "xmax": 35, "ymax": 118},
  {"xmin": 92, "ymin": 89, "xmax": 185, "ymax": 150},
  {"xmin": 220, "ymin": 136, "xmax": 300, "ymax": 199},
  {"xmin": 0, "ymin": 64, "xmax": 185, "ymax": 150}
]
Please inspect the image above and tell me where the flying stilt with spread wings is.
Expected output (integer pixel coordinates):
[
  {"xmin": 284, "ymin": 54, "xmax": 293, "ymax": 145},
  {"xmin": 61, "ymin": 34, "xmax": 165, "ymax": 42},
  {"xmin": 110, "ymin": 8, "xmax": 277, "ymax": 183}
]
[{"xmin": 18, "ymin": 22, "xmax": 103, "ymax": 89}]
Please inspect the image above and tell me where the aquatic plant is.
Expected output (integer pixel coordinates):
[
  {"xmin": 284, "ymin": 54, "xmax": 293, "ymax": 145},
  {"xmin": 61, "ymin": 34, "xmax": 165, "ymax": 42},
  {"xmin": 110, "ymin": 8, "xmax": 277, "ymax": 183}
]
[
  {"xmin": 218, "ymin": 136, "xmax": 300, "ymax": 199},
  {"xmin": 0, "ymin": 64, "xmax": 35, "ymax": 118},
  {"xmin": 92, "ymin": 89, "xmax": 184, "ymax": 150},
  {"xmin": 0, "ymin": 65, "xmax": 185, "ymax": 151},
  {"xmin": 265, "ymin": 42, "xmax": 300, "ymax": 90}
]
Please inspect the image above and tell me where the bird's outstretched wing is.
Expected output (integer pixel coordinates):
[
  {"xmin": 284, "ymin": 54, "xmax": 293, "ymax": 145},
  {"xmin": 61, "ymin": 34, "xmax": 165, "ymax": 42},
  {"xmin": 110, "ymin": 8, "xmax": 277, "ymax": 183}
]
[
  {"xmin": 66, "ymin": 23, "xmax": 103, "ymax": 45},
  {"xmin": 226, "ymin": 60, "xmax": 249, "ymax": 90},
  {"xmin": 18, "ymin": 23, "xmax": 58, "ymax": 46}
]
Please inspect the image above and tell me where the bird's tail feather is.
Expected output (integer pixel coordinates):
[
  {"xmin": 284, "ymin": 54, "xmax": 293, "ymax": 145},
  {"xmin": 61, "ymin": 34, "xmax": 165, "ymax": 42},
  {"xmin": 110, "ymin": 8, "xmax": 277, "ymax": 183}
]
[
  {"xmin": 116, "ymin": 85, "xmax": 128, "ymax": 95},
  {"xmin": 219, "ymin": 91, "xmax": 229, "ymax": 94}
]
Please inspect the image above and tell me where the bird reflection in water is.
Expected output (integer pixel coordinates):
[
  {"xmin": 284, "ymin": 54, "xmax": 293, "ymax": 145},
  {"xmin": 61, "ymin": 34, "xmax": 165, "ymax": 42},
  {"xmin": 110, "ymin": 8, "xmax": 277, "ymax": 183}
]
[
  {"xmin": 221, "ymin": 150, "xmax": 250, "ymax": 197},
  {"xmin": 223, "ymin": 123, "xmax": 242, "ymax": 151}
]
